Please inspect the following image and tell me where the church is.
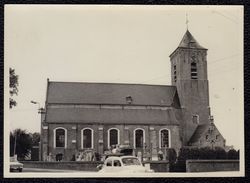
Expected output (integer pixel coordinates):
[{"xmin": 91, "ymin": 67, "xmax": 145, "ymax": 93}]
[{"xmin": 39, "ymin": 30, "xmax": 226, "ymax": 161}]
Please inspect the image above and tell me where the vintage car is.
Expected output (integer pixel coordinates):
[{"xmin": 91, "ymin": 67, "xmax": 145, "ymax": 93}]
[
  {"xmin": 98, "ymin": 156, "xmax": 154, "ymax": 173},
  {"xmin": 10, "ymin": 157, "xmax": 23, "ymax": 172}
]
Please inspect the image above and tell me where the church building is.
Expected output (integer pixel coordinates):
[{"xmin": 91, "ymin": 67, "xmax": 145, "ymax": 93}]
[{"xmin": 40, "ymin": 30, "xmax": 226, "ymax": 161}]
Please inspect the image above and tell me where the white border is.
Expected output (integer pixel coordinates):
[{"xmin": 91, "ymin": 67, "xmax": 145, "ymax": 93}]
[{"xmin": 4, "ymin": 5, "xmax": 244, "ymax": 178}]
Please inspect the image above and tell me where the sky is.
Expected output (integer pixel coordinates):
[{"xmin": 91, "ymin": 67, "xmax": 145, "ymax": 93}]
[{"xmin": 5, "ymin": 5, "xmax": 243, "ymax": 150}]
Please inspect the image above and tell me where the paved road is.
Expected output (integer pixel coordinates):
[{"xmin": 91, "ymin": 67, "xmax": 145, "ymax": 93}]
[{"xmin": 22, "ymin": 167, "xmax": 95, "ymax": 173}]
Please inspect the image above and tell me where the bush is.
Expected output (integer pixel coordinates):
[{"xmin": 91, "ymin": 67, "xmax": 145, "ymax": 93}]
[
  {"xmin": 166, "ymin": 148, "xmax": 177, "ymax": 172},
  {"xmin": 227, "ymin": 149, "xmax": 239, "ymax": 160}
]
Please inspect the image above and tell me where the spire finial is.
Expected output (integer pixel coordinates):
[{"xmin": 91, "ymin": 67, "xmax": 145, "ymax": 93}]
[{"xmin": 186, "ymin": 13, "xmax": 189, "ymax": 30}]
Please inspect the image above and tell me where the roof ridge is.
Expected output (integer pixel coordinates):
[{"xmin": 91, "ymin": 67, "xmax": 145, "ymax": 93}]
[{"xmin": 48, "ymin": 80, "xmax": 176, "ymax": 88}]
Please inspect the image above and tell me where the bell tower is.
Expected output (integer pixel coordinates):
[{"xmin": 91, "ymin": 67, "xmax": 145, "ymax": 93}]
[{"xmin": 170, "ymin": 30, "xmax": 210, "ymax": 145}]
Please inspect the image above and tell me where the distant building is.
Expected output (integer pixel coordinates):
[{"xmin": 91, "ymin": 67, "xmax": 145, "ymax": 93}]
[{"xmin": 40, "ymin": 30, "xmax": 226, "ymax": 161}]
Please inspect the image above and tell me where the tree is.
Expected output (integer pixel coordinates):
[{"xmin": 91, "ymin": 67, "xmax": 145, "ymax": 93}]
[
  {"xmin": 31, "ymin": 132, "xmax": 40, "ymax": 146},
  {"xmin": 9, "ymin": 67, "xmax": 19, "ymax": 108},
  {"xmin": 10, "ymin": 129, "xmax": 33, "ymax": 160}
]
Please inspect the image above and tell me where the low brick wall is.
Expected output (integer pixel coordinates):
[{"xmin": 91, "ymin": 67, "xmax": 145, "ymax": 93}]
[
  {"xmin": 186, "ymin": 160, "xmax": 239, "ymax": 172},
  {"xmin": 21, "ymin": 161, "xmax": 169, "ymax": 172},
  {"xmin": 143, "ymin": 161, "xmax": 169, "ymax": 172},
  {"xmin": 21, "ymin": 161, "xmax": 103, "ymax": 171}
]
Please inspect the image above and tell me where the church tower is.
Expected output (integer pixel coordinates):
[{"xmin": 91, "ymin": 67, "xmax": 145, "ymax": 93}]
[{"xmin": 170, "ymin": 30, "xmax": 210, "ymax": 145}]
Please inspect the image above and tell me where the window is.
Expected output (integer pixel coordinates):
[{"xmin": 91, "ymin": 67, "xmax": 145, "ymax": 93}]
[
  {"xmin": 192, "ymin": 115, "xmax": 199, "ymax": 124},
  {"xmin": 108, "ymin": 128, "xmax": 120, "ymax": 148},
  {"xmin": 81, "ymin": 128, "xmax": 93, "ymax": 149},
  {"xmin": 134, "ymin": 128, "xmax": 145, "ymax": 149},
  {"xmin": 106, "ymin": 159, "xmax": 112, "ymax": 166},
  {"xmin": 191, "ymin": 62, "xmax": 198, "ymax": 79},
  {"xmin": 126, "ymin": 96, "xmax": 133, "ymax": 104},
  {"xmin": 159, "ymin": 129, "xmax": 170, "ymax": 148},
  {"xmin": 173, "ymin": 65, "xmax": 177, "ymax": 82},
  {"xmin": 54, "ymin": 127, "xmax": 67, "ymax": 148},
  {"xmin": 113, "ymin": 160, "xmax": 121, "ymax": 167},
  {"xmin": 122, "ymin": 157, "xmax": 141, "ymax": 166}
]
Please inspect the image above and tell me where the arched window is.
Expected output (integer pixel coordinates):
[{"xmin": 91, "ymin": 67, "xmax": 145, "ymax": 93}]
[
  {"xmin": 159, "ymin": 129, "xmax": 170, "ymax": 148},
  {"xmin": 54, "ymin": 127, "xmax": 67, "ymax": 148},
  {"xmin": 81, "ymin": 128, "xmax": 94, "ymax": 149},
  {"xmin": 191, "ymin": 62, "xmax": 198, "ymax": 79},
  {"xmin": 108, "ymin": 128, "xmax": 120, "ymax": 148},
  {"xmin": 134, "ymin": 128, "xmax": 145, "ymax": 149}
]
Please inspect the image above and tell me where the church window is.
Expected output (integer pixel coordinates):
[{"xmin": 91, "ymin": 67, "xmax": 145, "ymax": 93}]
[
  {"xmin": 54, "ymin": 127, "xmax": 67, "ymax": 148},
  {"xmin": 173, "ymin": 65, "xmax": 177, "ymax": 82},
  {"xmin": 134, "ymin": 128, "xmax": 145, "ymax": 149},
  {"xmin": 191, "ymin": 62, "xmax": 198, "ymax": 79},
  {"xmin": 81, "ymin": 128, "xmax": 93, "ymax": 149},
  {"xmin": 159, "ymin": 129, "xmax": 170, "ymax": 148},
  {"xmin": 108, "ymin": 128, "xmax": 120, "ymax": 148},
  {"xmin": 126, "ymin": 96, "xmax": 133, "ymax": 104},
  {"xmin": 192, "ymin": 115, "xmax": 199, "ymax": 124}
]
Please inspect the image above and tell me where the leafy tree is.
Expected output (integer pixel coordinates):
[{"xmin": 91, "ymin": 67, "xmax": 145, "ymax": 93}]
[
  {"xmin": 10, "ymin": 129, "xmax": 33, "ymax": 160},
  {"xmin": 9, "ymin": 67, "xmax": 19, "ymax": 108},
  {"xmin": 31, "ymin": 132, "xmax": 40, "ymax": 146}
]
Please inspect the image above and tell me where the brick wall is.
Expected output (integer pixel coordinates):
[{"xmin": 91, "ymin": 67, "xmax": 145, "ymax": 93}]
[
  {"xmin": 44, "ymin": 123, "xmax": 181, "ymax": 161},
  {"xmin": 186, "ymin": 160, "xmax": 239, "ymax": 172},
  {"xmin": 21, "ymin": 161, "xmax": 102, "ymax": 171}
]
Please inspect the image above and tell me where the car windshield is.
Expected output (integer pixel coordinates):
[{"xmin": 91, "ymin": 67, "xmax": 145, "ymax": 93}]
[{"xmin": 121, "ymin": 157, "xmax": 141, "ymax": 166}]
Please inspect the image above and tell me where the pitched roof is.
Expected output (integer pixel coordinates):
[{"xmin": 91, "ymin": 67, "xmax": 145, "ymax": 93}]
[
  {"xmin": 46, "ymin": 81, "xmax": 179, "ymax": 107},
  {"xmin": 188, "ymin": 123, "xmax": 225, "ymax": 144},
  {"xmin": 46, "ymin": 107, "xmax": 179, "ymax": 125},
  {"xmin": 188, "ymin": 124, "xmax": 210, "ymax": 144},
  {"xmin": 178, "ymin": 30, "xmax": 206, "ymax": 49}
]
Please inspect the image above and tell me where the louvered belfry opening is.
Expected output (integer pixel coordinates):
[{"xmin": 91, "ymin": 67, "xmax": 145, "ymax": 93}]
[{"xmin": 191, "ymin": 62, "xmax": 198, "ymax": 79}]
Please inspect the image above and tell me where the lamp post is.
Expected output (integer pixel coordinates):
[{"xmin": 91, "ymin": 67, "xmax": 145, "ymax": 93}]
[
  {"xmin": 31, "ymin": 100, "xmax": 43, "ymax": 161},
  {"xmin": 30, "ymin": 100, "xmax": 42, "ymax": 113}
]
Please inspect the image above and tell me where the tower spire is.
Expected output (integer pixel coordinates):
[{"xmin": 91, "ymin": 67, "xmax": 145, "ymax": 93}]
[{"xmin": 186, "ymin": 13, "xmax": 189, "ymax": 30}]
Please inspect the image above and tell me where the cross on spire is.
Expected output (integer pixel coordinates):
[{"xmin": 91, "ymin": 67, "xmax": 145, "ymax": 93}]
[{"xmin": 186, "ymin": 13, "xmax": 189, "ymax": 30}]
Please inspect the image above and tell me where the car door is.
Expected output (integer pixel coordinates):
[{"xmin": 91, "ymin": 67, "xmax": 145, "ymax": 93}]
[
  {"xmin": 103, "ymin": 158, "xmax": 113, "ymax": 173},
  {"xmin": 113, "ymin": 159, "xmax": 122, "ymax": 172}
]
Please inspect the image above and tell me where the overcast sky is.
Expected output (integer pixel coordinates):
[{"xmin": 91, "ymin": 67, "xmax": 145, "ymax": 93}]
[{"xmin": 5, "ymin": 5, "xmax": 243, "ymax": 150}]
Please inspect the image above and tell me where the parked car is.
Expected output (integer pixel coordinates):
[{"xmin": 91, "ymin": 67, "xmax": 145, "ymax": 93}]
[
  {"xmin": 10, "ymin": 157, "xmax": 23, "ymax": 172},
  {"xmin": 98, "ymin": 156, "xmax": 154, "ymax": 173}
]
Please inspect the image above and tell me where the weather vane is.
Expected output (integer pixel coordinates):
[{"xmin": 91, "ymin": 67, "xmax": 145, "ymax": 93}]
[{"xmin": 186, "ymin": 13, "xmax": 189, "ymax": 30}]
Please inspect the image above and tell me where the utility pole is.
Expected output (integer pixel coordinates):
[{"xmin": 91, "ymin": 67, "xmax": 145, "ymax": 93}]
[{"xmin": 31, "ymin": 100, "xmax": 43, "ymax": 161}]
